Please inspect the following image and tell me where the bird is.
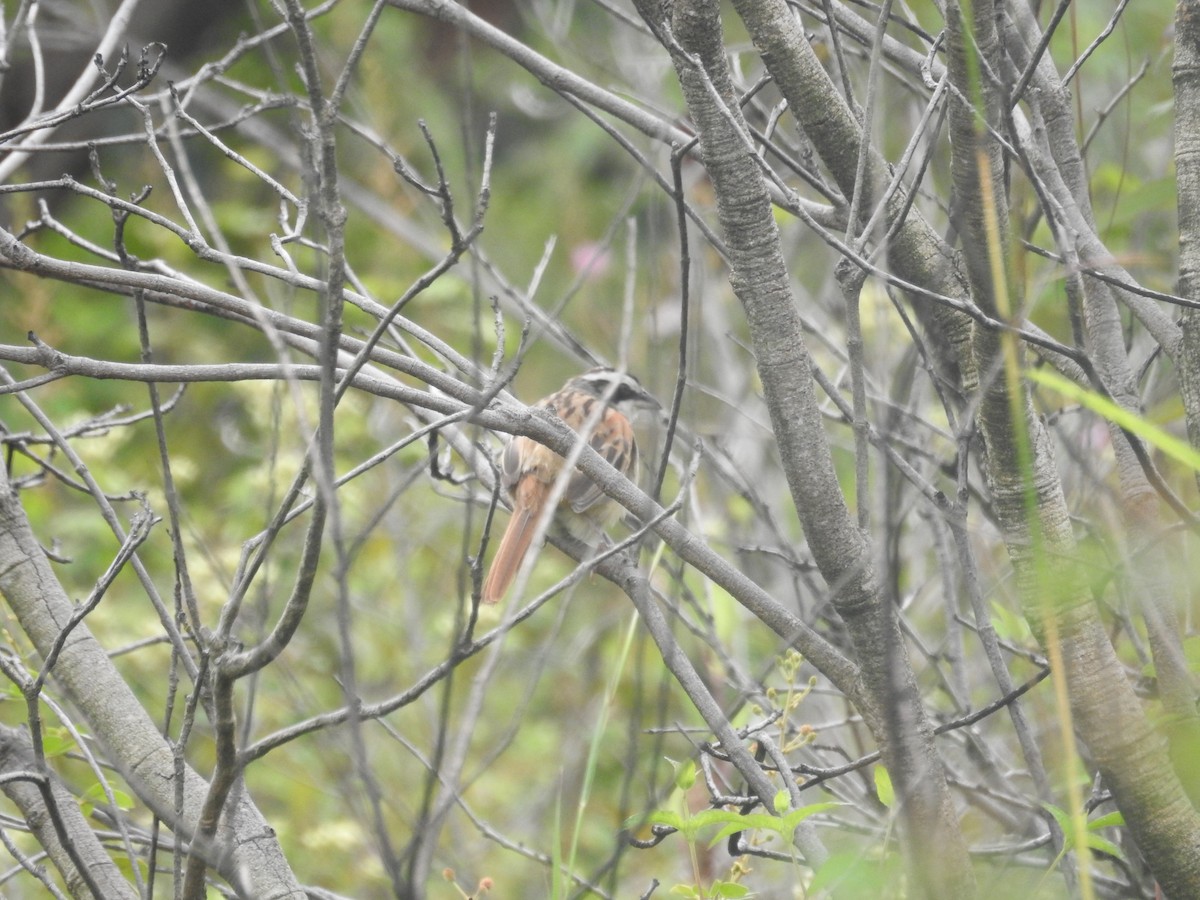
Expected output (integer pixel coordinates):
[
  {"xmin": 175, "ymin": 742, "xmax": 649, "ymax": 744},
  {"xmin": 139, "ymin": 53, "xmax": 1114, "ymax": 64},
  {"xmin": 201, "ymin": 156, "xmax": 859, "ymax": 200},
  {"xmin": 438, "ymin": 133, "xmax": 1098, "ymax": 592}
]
[{"xmin": 481, "ymin": 367, "xmax": 656, "ymax": 604}]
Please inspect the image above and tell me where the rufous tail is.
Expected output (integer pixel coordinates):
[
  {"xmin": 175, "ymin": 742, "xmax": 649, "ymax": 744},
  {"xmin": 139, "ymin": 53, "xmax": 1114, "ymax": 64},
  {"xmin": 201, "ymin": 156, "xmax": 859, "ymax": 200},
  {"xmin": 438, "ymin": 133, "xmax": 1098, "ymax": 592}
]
[{"xmin": 482, "ymin": 502, "xmax": 539, "ymax": 603}]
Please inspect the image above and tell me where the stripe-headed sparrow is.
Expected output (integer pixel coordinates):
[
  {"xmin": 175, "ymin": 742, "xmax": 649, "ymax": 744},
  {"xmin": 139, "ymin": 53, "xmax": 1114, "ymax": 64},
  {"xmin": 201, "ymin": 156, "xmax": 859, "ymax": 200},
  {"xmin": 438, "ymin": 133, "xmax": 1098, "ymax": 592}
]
[{"xmin": 481, "ymin": 367, "xmax": 656, "ymax": 604}]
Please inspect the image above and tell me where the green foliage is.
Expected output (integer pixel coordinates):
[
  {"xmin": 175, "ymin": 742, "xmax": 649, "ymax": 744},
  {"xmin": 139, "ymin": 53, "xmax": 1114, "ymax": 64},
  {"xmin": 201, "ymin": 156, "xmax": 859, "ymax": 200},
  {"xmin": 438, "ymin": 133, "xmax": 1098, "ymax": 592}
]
[
  {"xmin": 554, "ymin": 614, "xmax": 640, "ymax": 899},
  {"xmin": 630, "ymin": 759, "xmax": 840, "ymax": 897},
  {"xmin": 0, "ymin": 0, "xmax": 1189, "ymax": 895},
  {"xmin": 1034, "ymin": 803, "xmax": 1127, "ymax": 897},
  {"xmin": 670, "ymin": 879, "xmax": 751, "ymax": 898},
  {"xmin": 1028, "ymin": 367, "xmax": 1200, "ymax": 472},
  {"xmin": 807, "ymin": 849, "xmax": 903, "ymax": 898},
  {"xmin": 637, "ymin": 794, "xmax": 838, "ymax": 847},
  {"xmin": 989, "ymin": 599, "xmax": 1034, "ymax": 647},
  {"xmin": 873, "ymin": 765, "xmax": 894, "ymax": 809},
  {"xmin": 702, "ymin": 800, "xmax": 842, "ymax": 849},
  {"xmin": 1041, "ymin": 803, "xmax": 1126, "ymax": 862},
  {"xmin": 79, "ymin": 782, "xmax": 133, "ymax": 819},
  {"xmin": 40, "ymin": 726, "xmax": 75, "ymax": 759}
]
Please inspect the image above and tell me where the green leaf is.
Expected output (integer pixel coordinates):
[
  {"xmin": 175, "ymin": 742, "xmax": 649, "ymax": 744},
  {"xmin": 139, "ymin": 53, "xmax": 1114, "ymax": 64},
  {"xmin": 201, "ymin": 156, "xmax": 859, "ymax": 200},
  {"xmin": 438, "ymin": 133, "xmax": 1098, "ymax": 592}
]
[
  {"xmin": 708, "ymin": 812, "xmax": 784, "ymax": 846},
  {"xmin": 673, "ymin": 759, "xmax": 698, "ymax": 791},
  {"xmin": 711, "ymin": 881, "xmax": 750, "ymax": 898},
  {"xmin": 1028, "ymin": 367, "xmax": 1200, "ymax": 472},
  {"xmin": 783, "ymin": 801, "xmax": 842, "ymax": 828},
  {"xmin": 1086, "ymin": 833, "xmax": 1125, "ymax": 860},
  {"xmin": 40, "ymin": 728, "xmax": 75, "ymax": 759},
  {"xmin": 669, "ymin": 884, "xmax": 701, "ymax": 898},
  {"xmin": 708, "ymin": 802, "xmax": 842, "ymax": 847},
  {"xmin": 989, "ymin": 600, "xmax": 1032, "ymax": 644},
  {"xmin": 1088, "ymin": 811, "xmax": 1125, "ymax": 830},
  {"xmin": 80, "ymin": 782, "xmax": 132, "ymax": 811},
  {"xmin": 1043, "ymin": 802, "xmax": 1069, "ymax": 831},
  {"xmin": 807, "ymin": 850, "xmax": 892, "ymax": 895},
  {"xmin": 773, "ymin": 789, "xmax": 790, "ymax": 815},
  {"xmin": 1041, "ymin": 802, "xmax": 1125, "ymax": 860},
  {"xmin": 114, "ymin": 855, "xmax": 150, "ymax": 882},
  {"xmin": 643, "ymin": 810, "xmax": 686, "ymax": 831},
  {"xmin": 645, "ymin": 808, "xmax": 734, "ymax": 842},
  {"xmin": 874, "ymin": 766, "xmax": 894, "ymax": 809}
]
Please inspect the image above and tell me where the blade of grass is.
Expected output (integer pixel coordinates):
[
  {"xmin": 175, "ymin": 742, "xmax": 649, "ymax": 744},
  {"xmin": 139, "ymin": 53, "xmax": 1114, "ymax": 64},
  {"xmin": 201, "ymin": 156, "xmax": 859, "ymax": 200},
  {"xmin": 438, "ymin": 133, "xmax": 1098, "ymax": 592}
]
[
  {"xmin": 560, "ymin": 611, "xmax": 640, "ymax": 896},
  {"xmin": 1028, "ymin": 367, "xmax": 1200, "ymax": 471}
]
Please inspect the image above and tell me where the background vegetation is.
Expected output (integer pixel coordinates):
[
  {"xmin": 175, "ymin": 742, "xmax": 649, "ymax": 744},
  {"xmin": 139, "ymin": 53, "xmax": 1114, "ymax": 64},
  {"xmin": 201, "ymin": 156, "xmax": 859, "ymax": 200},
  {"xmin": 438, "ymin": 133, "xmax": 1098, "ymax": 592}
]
[{"xmin": 0, "ymin": 0, "xmax": 1196, "ymax": 897}]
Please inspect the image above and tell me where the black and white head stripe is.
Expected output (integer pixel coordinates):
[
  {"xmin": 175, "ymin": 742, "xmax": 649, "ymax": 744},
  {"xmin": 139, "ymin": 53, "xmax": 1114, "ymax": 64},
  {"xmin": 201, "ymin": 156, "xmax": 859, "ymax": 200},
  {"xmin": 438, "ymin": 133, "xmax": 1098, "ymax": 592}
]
[{"xmin": 569, "ymin": 367, "xmax": 656, "ymax": 406}]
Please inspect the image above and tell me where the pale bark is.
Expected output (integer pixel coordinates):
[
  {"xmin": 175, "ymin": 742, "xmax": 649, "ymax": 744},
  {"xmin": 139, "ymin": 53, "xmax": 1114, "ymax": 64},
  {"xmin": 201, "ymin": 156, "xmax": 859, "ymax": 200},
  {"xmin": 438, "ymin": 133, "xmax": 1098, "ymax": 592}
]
[
  {"xmin": 727, "ymin": 0, "xmax": 976, "ymax": 395},
  {"xmin": 1003, "ymin": 0, "xmax": 1200, "ymax": 800},
  {"xmin": 0, "ymin": 467, "xmax": 306, "ymax": 899},
  {"xmin": 945, "ymin": 2, "xmax": 1200, "ymax": 896},
  {"xmin": 1177, "ymin": 3, "xmax": 1200, "ymax": 482},
  {"xmin": 633, "ymin": 0, "xmax": 978, "ymax": 893},
  {"xmin": 0, "ymin": 724, "xmax": 140, "ymax": 900}
]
